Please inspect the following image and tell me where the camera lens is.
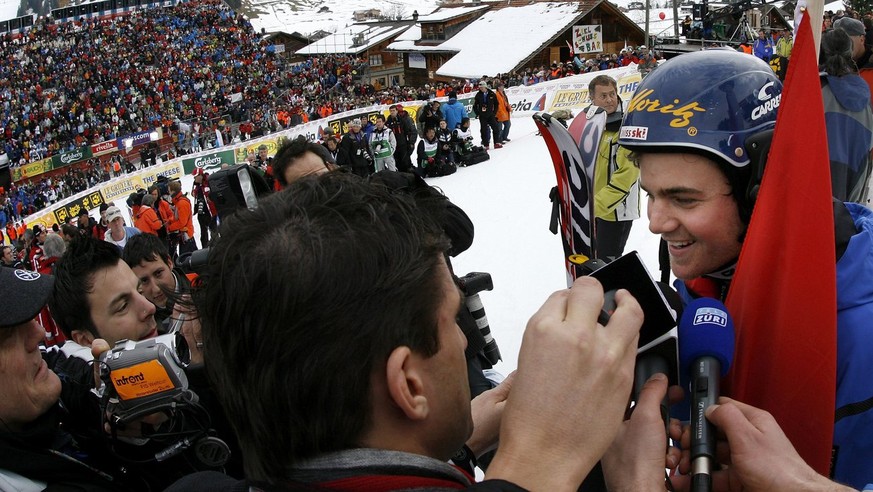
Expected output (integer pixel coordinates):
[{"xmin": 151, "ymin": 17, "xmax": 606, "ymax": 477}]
[{"xmin": 174, "ymin": 332, "xmax": 191, "ymax": 366}]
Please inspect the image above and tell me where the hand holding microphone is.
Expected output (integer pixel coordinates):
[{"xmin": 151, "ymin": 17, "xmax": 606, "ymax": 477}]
[{"xmin": 679, "ymin": 298, "xmax": 736, "ymax": 492}]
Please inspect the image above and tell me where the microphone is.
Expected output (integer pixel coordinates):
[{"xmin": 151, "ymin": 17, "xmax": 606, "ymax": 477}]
[
  {"xmin": 632, "ymin": 283, "xmax": 683, "ymax": 429},
  {"xmin": 678, "ymin": 298, "xmax": 736, "ymax": 492}
]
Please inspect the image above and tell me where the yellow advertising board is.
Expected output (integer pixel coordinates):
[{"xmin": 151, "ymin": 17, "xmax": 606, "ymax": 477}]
[
  {"xmin": 11, "ymin": 158, "xmax": 53, "ymax": 182},
  {"xmin": 233, "ymin": 137, "xmax": 282, "ymax": 164},
  {"xmin": 101, "ymin": 176, "xmax": 146, "ymax": 203}
]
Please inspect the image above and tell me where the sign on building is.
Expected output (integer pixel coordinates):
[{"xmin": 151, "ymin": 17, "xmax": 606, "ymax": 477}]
[{"xmin": 572, "ymin": 25, "xmax": 603, "ymax": 54}]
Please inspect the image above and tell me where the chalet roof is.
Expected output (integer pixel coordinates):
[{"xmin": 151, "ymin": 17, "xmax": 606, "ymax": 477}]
[
  {"xmin": 431, "ymin": 0, "xmax": 643, "ymax": 78},
  {"xmin": 296, "ymin": 23, "xmax": 412, "ymax": 55},
  {"xmin": 417, "ymin": 5, "xmax": 490, "ymax": 22}
]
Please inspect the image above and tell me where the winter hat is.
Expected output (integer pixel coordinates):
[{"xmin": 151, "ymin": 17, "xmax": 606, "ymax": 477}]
[
  {"xmin": 479, "ymin": 81, "xmax": 488, "ymax": 88},
  {"xmin": 0, "ymin": 267, "xmax": 55, "ymax": 328},
  {"xmin": 192, "ymin": 167, "xmax": 205, "ymax": 177},
  {"xmin": 448, "ymin": 91, "xmax": 457, "ymax": 101},
  {"xmin": 350, "ymin": 118, "xmax": 362, "ymax": 127},
  {"xmin": 32, "ymin": 224, "xmax": 46, "ymax": 236},
  {"xmin": 835, "ymin": 16, "xmax": 865, "ymax": 37}
]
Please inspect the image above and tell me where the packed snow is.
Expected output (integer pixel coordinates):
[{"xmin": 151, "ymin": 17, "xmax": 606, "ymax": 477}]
[{"xmin": 115, "ymin": 114, "xmax": 663, "ymax": 377}]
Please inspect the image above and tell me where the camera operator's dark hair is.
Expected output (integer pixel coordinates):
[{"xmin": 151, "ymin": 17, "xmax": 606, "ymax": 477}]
[
  {"xmin": 273, "ymin": 135, "xmax": 336, "ymax": 188},
  {"xmin": 195, "ymin": 172, "xmax": 450, "ymax": 482},
  {"xmin": 49, "ymin": 236, "xmax": 123, "ymax": 338},
  {"xmin": 122, "ymin": 233, "xmax": 171, "ymax": 268}
]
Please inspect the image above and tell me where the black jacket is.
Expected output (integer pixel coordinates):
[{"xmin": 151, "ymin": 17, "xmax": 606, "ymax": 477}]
[
  {"xmin": 337, "ymin": 131, "xmax": 372, "ymax": 170},
  {"xmin": 473, "ymin": 89, "xmax": 499, "ymax": 118}
]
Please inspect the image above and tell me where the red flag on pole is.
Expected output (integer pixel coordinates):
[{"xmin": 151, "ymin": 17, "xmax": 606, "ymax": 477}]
[
  {"xmin": 724, "ymin": 12, "xmax": 837, "ymax": 475},
  {"xmin": 566, "ymin": 39, "xmax": 575, "ymax": 57}
]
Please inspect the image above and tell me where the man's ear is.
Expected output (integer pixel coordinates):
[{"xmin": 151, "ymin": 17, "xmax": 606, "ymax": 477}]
[
  {"xmin": 71, "ymin": 329, "xmax": 95, "ymax": 347},
  {"xmin": 384, "ymin": 346, "xmax": 429, "ymax": 421}
]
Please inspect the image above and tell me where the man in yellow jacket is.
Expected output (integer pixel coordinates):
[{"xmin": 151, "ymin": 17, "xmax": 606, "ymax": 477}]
[{"xmin": 588, "ymin": 75, "xmax": 641, "ymax": 259}]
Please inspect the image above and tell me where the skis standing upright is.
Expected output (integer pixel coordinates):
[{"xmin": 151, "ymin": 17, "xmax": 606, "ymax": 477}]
[{"xmin": 534, "ymin": 106, "xmax": 607, "ymax": 286}]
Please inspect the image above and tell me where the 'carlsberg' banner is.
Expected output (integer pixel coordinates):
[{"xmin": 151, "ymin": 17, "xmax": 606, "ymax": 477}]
[
  {"xmin": 52, "ymin": 145, "xmax": 93, "ymax": 169},
  {"xmin": 182, "ymin": 149, "xmax": 235, "ymax": 174},
  {"xmin": 573, "ymin": 25, "xmax": 603, "ymax": 54}
]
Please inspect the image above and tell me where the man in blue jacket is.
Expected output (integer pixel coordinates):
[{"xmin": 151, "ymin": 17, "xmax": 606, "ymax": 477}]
[
  {"xmin": 753, "ymin": 29, "xmax": 774, "ymax": 61},
  {"xmin": 440, "ymin": 91, "xmax": 468, "ymax": 133}
]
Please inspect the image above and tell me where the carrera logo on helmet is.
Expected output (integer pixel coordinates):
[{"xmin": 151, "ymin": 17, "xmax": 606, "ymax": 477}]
[
  {"xmin": 620, "ymin": 126, "xmax": 649, "ymax": 140},
  {"xmin": 627, "ymin": 89, "xmax": 706, "ymax": 128},
  {"xmin": 757, "ymin": 81, "xmax": 776, "ymax": 101},
  {"xmin": 751, "ymin": 93, "xmax": 781, "ymax": 121}
]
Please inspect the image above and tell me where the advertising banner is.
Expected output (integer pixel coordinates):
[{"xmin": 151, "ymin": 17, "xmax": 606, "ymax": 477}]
[
  {"xmin": 233, "ymin": 138, "xmax": 282, "ymax": 164},
  {"xmin": 101, "ymin": 175, "xmax": 146, "ymax": 202},
  {"xmin": 91, "ymin": 140, "xmax": 119, "ymax": 157},
  {"xmin": 182, "ymin": 149, "xmax": 235, "ymax": 174},
  {"xmin": 572, "ymin": 25, "xmax": 603, "ymax": 54},
  {"xmin": 141, "ymin": 162, "xmax": 184, "ymax": 189},
  {"xmin": 545, "ymin": 66, "xmax": 642, "ymax": 112},
  {"xmin": 11, "ymin": 157, "xmax": 52, "ymax": 181},
  {"xmin": 117, "ymin": 130, "xmax": 157, "ymax": 150},
  {"xmin": 53, "ymin": 190, "xmax": 107, "ymax": 224},
  {"xmin": 52, "ymin": 145, "xmax": 93, "ymax": 169}
]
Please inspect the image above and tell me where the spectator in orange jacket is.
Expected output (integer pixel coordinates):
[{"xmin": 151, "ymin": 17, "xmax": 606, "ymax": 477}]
[
  {"xmin": 135, "ymin": 194, "xmax": 164, "ymax": 236},
  {"xmin": 168, "ymin": 179, "xmax": 194, "ymax": 257},
  {"xmin": 495, "ymin": 83, "xmax": 513, "ymax": 143}
]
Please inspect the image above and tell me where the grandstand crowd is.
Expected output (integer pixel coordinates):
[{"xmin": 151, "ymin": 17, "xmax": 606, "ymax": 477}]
[{"xmin": 0, "ymin": 0, "xmax": 661, "ymax": 231}]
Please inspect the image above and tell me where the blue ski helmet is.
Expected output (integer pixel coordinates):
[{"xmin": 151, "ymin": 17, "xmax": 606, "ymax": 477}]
[{"xmin": 618, "ymin": 49, "xmax": 782, "ymax": 169}]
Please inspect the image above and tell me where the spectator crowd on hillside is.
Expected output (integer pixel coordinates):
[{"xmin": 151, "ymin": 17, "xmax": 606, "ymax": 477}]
[{"xmin": 0, "ymin": 0, "xmax": 662, "ymax": 227}]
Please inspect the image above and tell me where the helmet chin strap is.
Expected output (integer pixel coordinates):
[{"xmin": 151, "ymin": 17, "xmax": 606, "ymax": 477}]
[{"xmin": 705, "ymin": 260, "xmax": 738, "ymax": 281}]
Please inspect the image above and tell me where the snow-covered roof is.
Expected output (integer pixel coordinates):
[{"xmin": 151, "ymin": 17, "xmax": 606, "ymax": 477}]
[
  {"xmin": 387, "ymin": 25, "xmax": 462, "ymax": 52},
  {"xmin": 296, "ymin": 23, "xmax": 412, "ymax": 55},
  {"xmin": 417, "ymin": 5, "xmax": 489, "ymax": 22},
  {"xmin": 435, "ymin": 2, "xmax": 584, "ymax": 78}
]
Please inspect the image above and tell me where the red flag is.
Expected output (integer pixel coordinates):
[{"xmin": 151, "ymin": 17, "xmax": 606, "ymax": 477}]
[
  {"xmin": 565, "ymin": 40, "xmax": 575, "ymax": 57},
  {"xmin": 725, "ymin": 12, "xmax": 837, "ymax": 475}
]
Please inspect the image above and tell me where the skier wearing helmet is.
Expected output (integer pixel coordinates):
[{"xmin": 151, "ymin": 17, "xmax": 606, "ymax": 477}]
[{"xmin": 617, "ymin": 48, "xmax": 873, "ymax": 489}]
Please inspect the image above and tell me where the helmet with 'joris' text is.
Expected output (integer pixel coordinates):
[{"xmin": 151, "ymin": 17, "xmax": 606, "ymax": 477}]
[{"xmin": 618, "ymin": 49, "xmax": 782, "ymax": 221}]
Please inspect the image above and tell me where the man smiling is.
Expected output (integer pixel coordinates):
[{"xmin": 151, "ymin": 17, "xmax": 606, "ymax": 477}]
[{"xmin": 50, "ymin": 236, "xmax": 158, "ymax": 359}]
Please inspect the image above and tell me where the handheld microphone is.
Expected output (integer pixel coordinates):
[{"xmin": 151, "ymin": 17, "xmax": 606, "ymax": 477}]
[
  {"xmin": 678, "ymin": 298, "xmax": 736, "ymax": 492},
  {"xmin": 632, "ymin": 283, "xmax": 683, "ymax": 429}
]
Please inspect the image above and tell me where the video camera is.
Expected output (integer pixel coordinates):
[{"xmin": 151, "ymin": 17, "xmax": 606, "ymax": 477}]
[
  {"xmin": 98, "ymin": 331, "xmax": 230, "ymax": 467},
  {"xmin": 100, "ymin": 333, "xmax": 191, "ymax": 426}
]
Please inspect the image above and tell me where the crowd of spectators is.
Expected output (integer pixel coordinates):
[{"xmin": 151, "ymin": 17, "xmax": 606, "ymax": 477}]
[{"xmin": 0, "ymin": 0, "xmax": 659, "ymax": 226}]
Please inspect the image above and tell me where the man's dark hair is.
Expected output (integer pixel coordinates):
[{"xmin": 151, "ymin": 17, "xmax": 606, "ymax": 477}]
[
  {"xmin": 588, "ymin": 74, "xmax": 617, "ymax": 95},
  {"xmin": 195, "ymin": 172, "xmax": 450, "ymax": 482},
  {"xmin": 122, "ymin": 233, "xmax": 171, "ymax": 268},
  {"xmin": 61, "ymin": 223, "xmax": 80, "ymax": 239},
  {"xmin": 375, "ymin": 114, "xmax": 385, "ymax": 122},
  {"xmin": 49, "ymin": 236, "xmax": 123, "ymax": 338},
  {"xmin": 273, "ymin": 135, "xmax": 335, "ymax": 188}
]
